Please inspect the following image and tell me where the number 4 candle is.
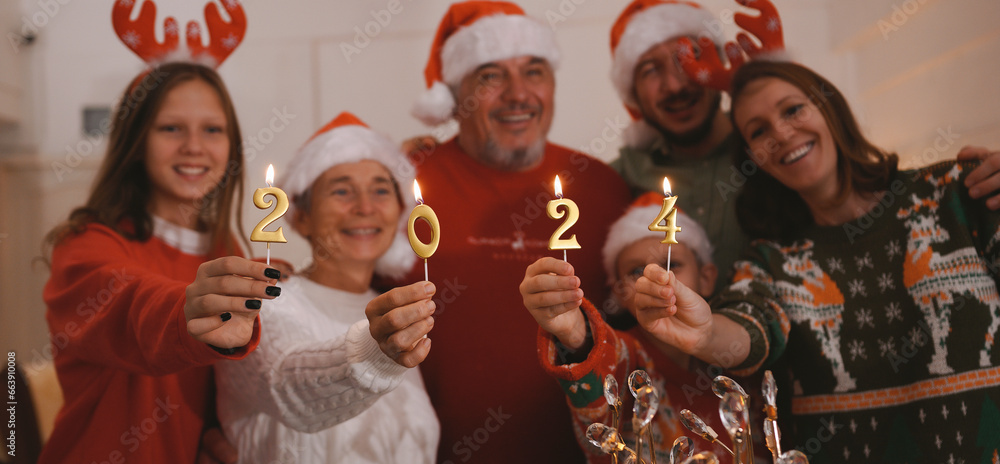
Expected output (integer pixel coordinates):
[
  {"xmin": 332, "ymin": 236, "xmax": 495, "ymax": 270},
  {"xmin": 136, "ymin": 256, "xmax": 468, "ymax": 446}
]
[{"xmin": 648, "ymin": 177, "xmax": 681, "ymax": 271}]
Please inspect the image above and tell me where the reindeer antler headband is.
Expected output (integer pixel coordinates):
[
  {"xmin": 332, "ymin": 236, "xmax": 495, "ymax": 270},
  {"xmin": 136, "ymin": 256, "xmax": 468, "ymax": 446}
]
[
  {"xmin": 678, "ymin": 0, "xmax": 785, "ymax": 92},
  {"xmin": 112, "ymin": 0, "xmax": 246, "ymax": 67}
]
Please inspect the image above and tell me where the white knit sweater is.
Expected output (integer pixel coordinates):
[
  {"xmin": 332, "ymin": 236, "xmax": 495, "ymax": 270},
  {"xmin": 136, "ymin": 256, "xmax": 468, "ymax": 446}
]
[{"xmin": 215, "ymin": 276, "xmax": 440, "ymax": 463}]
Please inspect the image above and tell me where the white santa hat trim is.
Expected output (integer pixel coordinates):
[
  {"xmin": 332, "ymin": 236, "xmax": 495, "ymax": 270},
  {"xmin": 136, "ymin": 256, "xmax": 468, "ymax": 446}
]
[
  {"xmin": 601, "ymin": 202, "xmax": 714, "ymax": 284},
  {"xmin": 611, "ymin": 3, "xmax": 724, "ymax": 111},
  {"xmin": 279, "ymin": 122, "xmax": 417, "ymax": 279},
  {"xmin": 412, "ymin": 13, "xmax": 560, "ymax": 126}
]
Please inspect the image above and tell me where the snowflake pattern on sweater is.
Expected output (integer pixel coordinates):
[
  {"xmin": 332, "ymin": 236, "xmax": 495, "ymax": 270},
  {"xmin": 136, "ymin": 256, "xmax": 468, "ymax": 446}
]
[{"xmin": 715, "ymin": 161, "xmax": 1000, "ymax": 463}]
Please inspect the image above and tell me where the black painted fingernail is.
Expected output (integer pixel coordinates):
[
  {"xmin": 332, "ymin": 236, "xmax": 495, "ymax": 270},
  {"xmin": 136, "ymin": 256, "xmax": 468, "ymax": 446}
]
[
  {"xmin": 245, "ymin": 300, "xmax": 261, "ymax": 310},
  {"xmin": 264, "ymin": 268, "xmax": 281, "ymax": 279},
  {"xmin": 220, "ymin": 312, "xmax": 232, "ymax": 322},
  {"xmin": 265, "ymin": 286, "xmax": 281, "ymax": 297}
]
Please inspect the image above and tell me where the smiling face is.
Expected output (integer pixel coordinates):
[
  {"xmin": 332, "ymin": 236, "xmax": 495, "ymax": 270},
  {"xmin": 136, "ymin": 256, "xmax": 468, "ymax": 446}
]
[
  {"xmin": 293, "ymin": 160, "xmax": 402, "ymax": 268},
  {"xmin": 632, "ymin": 39, "xmax": 721, "ymax": 146},
  {"xmin": 614, "ymin": 236, "xmax": 717, "ymax": 317},
  {"xmin": 733, "ymin": 77, "xmax": 841, "ymax": 202},
  {"xmin": 454, "ymin": 55, "xmax": 554, "ymax": 171},
  {"xmin": 145, "ymin": 78, "xmax": 230, "ymax": 225}
]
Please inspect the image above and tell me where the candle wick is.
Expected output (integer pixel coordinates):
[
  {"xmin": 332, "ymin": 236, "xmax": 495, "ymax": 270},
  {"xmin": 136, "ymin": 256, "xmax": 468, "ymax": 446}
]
[{"xmin": 556, "ymin": 194, "xmax": 563, "ymax": 200}]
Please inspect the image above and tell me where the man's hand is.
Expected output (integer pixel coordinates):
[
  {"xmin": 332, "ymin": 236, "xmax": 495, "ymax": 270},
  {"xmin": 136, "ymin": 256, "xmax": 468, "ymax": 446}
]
[
  {"xmin": 366, "ymin": 282, "xmax": 436, "ymax": 368},
  {"xmin": 519, "ymin": 257, "xmax": 587, "ymax": 350},
  {"xmin": 958, "ymin": 145, "xmax": 1000, "ymax": 210}
]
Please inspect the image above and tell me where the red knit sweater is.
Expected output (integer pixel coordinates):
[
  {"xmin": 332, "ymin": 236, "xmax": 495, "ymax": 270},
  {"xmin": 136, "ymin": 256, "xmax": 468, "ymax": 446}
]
[{"xmin": 40, "ymin": 223, "xmax": 259, "ymax": 463}]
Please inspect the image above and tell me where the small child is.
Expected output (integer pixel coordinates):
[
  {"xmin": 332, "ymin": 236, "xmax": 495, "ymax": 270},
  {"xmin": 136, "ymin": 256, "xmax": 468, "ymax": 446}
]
[{"xmin": 520, "ymin": 192, "xmax": 732, "ymax": 462}]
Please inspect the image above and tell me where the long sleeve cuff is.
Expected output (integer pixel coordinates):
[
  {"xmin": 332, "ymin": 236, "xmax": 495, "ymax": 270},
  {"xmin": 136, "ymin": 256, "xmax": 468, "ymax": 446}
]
[{"xmin": 346, "ymin": 319, "xmax": 409, "ymax": 392}]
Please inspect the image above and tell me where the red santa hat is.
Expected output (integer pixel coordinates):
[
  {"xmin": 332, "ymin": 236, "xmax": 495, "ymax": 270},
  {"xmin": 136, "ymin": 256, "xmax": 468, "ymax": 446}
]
[
  {"xmin": 602, "ymin": 192, "xmax": 714, "ymax": 283},
  {"xmin": 411, "ymin": 1, "xmax": 561, "ymax": 126},
  {"xmin": 279, "ymin": 112, "xmax": 417, "ymax": 279},
  {"xmin": 610, "ymin": 0, "xmax": 724, "ymax": 111},
  {"xmin": 609, "ymin": 1, "xmax": 724, "ymax": 148}
]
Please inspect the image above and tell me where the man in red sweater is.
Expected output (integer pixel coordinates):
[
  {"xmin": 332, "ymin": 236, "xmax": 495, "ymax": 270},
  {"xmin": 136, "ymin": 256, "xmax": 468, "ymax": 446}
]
[{"xmin": 373, "ymin": 2, "xmax": 631, "ymax": 462}]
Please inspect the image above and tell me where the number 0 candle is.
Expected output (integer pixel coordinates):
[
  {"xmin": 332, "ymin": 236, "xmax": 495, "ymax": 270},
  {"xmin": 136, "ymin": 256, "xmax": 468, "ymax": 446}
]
[
  {"xmin": 648, "ymin": 177, "xmax": 681, "ymax": 270},
  {"xmin": 408, "ymin": 180, "xmax": 440, "ymax": 281},
  {"xmin": 250, "ymin": 164, "xmax": 289, "ymax": 265},
  {"xmin": 547, "ymin": 175, "xmax": 581, "ymax": 262}
]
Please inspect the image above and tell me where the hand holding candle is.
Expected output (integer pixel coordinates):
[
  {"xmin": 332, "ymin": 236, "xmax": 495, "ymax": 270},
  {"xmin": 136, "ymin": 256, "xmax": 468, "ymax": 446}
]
[
  {"xmin": 547, "ymin": 175, "xmax": 581, "ymax": 262},
  {"xmin": 648, "ymin": 177, "xmax": 681, "ymax": 270},
  {"xmin": 250, "ymin": 164, "xmax": 289, "ymax": 265},
  {"xmin": 408, "ymin": 180, "xmax": 440, "ymax": 281}
]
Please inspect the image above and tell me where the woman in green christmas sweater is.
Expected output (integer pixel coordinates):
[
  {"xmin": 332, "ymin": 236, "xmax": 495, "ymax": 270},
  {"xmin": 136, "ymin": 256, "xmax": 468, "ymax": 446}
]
[{"xmin": 634, "ymin": 60, "xmax": 1000, "ymax": 463}]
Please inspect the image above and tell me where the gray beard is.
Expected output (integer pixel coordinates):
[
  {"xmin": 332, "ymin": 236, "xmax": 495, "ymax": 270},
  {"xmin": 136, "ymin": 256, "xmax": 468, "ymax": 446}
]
[
  {"xmin": 647, "ymin": 92, "xmax": 722, "ymax": 147},
  {"xmin": 482, "ymin": 137, "xmax": 546, "ymax": 171}
]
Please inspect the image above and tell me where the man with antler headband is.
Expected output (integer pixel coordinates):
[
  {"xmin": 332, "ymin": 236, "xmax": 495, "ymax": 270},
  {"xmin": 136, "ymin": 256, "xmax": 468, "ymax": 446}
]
[
  {"xmin": 608, "ymin": 0, "xmax": 1000, "ymax": 292},
  {"xmin": 608, "ymin": 0, "xmax": 785, "ymax": 293}
]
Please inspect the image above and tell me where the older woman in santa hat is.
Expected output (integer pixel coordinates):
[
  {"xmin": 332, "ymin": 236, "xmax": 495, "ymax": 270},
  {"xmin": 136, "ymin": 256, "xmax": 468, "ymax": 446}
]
[{"xmin": 215, "ymin": 112, "xmax": 440, "ymax": 463}]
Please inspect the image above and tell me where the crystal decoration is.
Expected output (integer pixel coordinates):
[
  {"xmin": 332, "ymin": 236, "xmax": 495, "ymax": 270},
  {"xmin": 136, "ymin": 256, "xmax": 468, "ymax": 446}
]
[
  {"xmin": 777, "ymin": 450, "xmax": 809, "ymax": 464},
  {"xmin": 712, "ymin": 375, "xmax": 748, "ymax": 400},
  {"xmin": 633, "ymin": 385, "xmax": 660, "ymax": 430},
  {"xmin": 669, "ymin": 436, "xmax": 694, "ymax": 464},
  {"xmin": 681, "ymin": 451, "xmax": 720, "ymax": 464},
  {"xmin": 584, "ymin": 370, "xmax": 807, "ymax": 464},
  {"xmin": 628, "ymin": 369, "xmax": 652, "ymax": 398},
  {"xmin": 605, "ymin": 374, "xmax": 621, "ymax": 408},
  {"xmin": 586, "ymin": 422, "xmax": 622, "ymax": 454}
]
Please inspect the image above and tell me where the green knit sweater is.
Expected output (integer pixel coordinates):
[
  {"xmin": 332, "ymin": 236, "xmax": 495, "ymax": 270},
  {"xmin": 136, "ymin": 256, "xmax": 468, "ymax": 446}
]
[{"xmin": 715, "ymin": 161, "xmax": 1000, "ymax": 463}]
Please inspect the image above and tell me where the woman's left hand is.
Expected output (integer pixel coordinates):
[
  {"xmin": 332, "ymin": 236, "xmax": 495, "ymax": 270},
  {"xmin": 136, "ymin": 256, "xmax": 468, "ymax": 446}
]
[{"xmin": 365, "ymin": 282, "xmax": 436, "ymax": 368}]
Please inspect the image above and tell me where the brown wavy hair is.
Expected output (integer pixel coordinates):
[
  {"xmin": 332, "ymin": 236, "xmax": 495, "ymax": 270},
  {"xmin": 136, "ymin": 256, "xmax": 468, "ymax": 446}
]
[
  {"xmin": 729, "ymin": 60, "xmax": 898, "ymax": 241},
  {"xmin": 45, "ymin": 62, "xmax": 248, "ymax": 258}
]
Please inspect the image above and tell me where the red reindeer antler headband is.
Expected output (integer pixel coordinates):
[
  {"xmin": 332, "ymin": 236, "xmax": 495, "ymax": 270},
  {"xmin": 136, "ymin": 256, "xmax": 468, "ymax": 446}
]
[
  {"xmin": 678, "ymin": 0, "xmax": 785, "ymax": 92},
  {"xmin": 112, "ymin": 0, "xmax": 246, "ymax": 67}
]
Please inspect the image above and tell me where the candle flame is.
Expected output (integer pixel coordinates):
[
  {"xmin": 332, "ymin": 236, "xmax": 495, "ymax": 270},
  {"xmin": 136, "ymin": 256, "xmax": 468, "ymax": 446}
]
[
  {"xmin": 413, "ymin": 179, "xmax": 424, "ymax": 205},
  {"xmin": 554, "ymin": 175, "xmax": 564, "ymax": 199},
  {"xmin": 266, "ymin": 164, "xmax": 275, "ymax": 187},
  {"xmin": 662, "ymin": 177, "xmax": 672, "ymax": 197}
]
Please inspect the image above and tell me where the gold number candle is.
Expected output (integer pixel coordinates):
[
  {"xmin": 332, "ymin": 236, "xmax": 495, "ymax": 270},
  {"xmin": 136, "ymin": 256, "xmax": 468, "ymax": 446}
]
[
  {"xmin": 648, "ymin": 177, "xmax": 681, "ymax": 271},
  {"xmin": 408, "ymin": 180, "xmax": 440, "ymax": 281},
  {"xmin": 547, "ymin": 175, "xmax": 581, "ymax": 262},
  {"xmin": 250, "ymin": 164, "xmax": 289, "ymax": 265}
]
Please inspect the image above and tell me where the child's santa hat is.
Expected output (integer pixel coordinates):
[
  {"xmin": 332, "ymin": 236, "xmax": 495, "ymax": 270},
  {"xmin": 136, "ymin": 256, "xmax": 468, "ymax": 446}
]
[
  {"xmin": 279, "ymin": 112, "xmax": 417, "ymax": 279},
  {"xmin": 602, "ymin": 192, "xmax": 714, "ymax": 283},
  {"xmin": 609, "ymin": 0, "xmax": 724, "ymax": 148},
  {"xmin": 411, "ymin": 1, "xmax": 560, "ymax": 126}
]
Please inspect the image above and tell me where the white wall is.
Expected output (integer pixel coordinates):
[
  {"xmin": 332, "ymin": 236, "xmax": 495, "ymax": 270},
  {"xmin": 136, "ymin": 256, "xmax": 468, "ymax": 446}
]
[{"xmin": 1, "ymin": 0, "xmax": 996, "ymax": 370}]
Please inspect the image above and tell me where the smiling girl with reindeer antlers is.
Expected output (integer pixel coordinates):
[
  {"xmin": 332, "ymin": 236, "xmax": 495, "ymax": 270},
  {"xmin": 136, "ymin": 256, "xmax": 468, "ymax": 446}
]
[{"xmin": 40, "ymin": 2, "xmax": 275, "ymax": 462}]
